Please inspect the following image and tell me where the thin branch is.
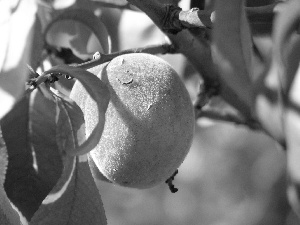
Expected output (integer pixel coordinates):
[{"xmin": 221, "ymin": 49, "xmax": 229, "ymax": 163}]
[
  {"xmin": 75, "ymin": 43, "xmax": 175, "ymax": 69},
  {"xmin": 197, "ymin": 108, "xmax": 261, "ymax": 130},
  {"xmin": 91, "ymin": 1, "xmax": 139, "ymax": 11},
  {"xmin": 194, "ymin": 80, "xmax": 219, "ymax": 111},
  {"xmin": 126, "ymin": 1, "xmax": 281, "ymax": 35},
  {"xmin": 197, "ymin": 107, "xmax": 286, "ymax": 148},
  {"xmin": 25, "ymin": 43, "xmax": 175, "ymax": 92}
]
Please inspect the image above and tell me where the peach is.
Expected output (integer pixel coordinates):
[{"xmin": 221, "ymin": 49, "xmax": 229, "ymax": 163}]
[{"xmin": 71, "ymin": 53, "xmax": 194, "ymax": 189}]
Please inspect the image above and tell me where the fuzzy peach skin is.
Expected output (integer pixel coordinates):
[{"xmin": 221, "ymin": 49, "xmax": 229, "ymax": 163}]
[{"xmin": 71, "ymin": 53, "xmax": 194, "ymax": 189}]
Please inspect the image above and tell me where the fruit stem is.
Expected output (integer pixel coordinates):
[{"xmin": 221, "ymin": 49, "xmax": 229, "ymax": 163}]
[{"xmin": 165, "ymin": 169, "xmax": 179, "ymax": 193}]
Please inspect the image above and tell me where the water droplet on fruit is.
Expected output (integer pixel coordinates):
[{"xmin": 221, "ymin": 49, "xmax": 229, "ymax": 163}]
[
  {"xmin": 117, "ymin": 77, "xmax": 133, "ymax": 85},
  {"xmin": 117, "ymin": 71, "xmax": 134, "ymax": 85}
]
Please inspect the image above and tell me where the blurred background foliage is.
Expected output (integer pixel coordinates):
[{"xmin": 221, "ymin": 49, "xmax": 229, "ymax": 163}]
[
  {"xmin": 38, "ymin": 0, "xmax": 300, "ymax": 224},
  {"xmin": 98, "ymin": 124, "xmax": 295, "ymax": 225}
]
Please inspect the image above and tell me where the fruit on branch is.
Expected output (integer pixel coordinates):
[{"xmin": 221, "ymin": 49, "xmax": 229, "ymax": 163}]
[{"xmin": 71, "ymin": 53, "xmax": 194, "ymax": 189}]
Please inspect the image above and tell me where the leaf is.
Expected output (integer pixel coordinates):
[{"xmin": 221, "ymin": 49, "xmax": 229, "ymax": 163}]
[
  {"xmin": 0, "ymin": 129, "xmax": 22, "ymax": 225},
  {"xmin": 54, "ymin": 91, "xmax": 86, "ymax": 156},
  {"xmin": 212, "ymin": 0, "xmax": 253, "ymax": 108},
  {"xmin": 2, "ymin": 73, "xmax": 108, "ymax": 221},
  {"xmin": 285, "ymin": 64, "xmax": 300, "ymax": 217},
  {"xmin": 45, "ymin": 8, "xmax": 111, "ymax": 55},
  {"xmin": 30, "ymin": 155, "xmax": 107, "ymax": 225},
  {"xmin": 30, "ymin": 71, "xmax": 108, "ymax": 223},
  {"xmin": 1, "ymin": 95, "xmax": 53, "ymax": 221},
  {"xmin": 88, "ymin": 154, "xmax": 111, "ymax": 183},
  {"xmin": 1, "ymin": 85, "xmax": 79, "ymax": 221},
  {"xmin": 268, "ymin": 0, "xmax": 300, "ymax": 95},
  {"xmin": 29, "ymin": 85, "xmax": 63, "ymax": 190},
  {"xmin": 0, "ymin": 0, "xmax": 37, "ymax": 119},
  {"xmin": 246, "ymin": 3, "xmax": 278, "ymax": 35},
  {"xmin": 69, "ymin": 63, "xmax": 108, "ymax": 110},
  {"xmin": 273, "ymin": 0, "xmax": 300, "ymax": 217},
  {"xmin": 254, "ymin": 0, "xmax": 300, "ymax": 144},
  {"xmin": 43, "ymin": 65, "xmax": 110, "ymax": 156},
  {"xmin": 70, "ymin": 63, "xmax": 114, "ymax": 181}
]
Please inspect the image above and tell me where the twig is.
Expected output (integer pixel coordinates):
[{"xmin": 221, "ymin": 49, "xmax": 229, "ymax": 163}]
[
  {"xmin": 75, "ymin": 43, "xmax": 175, "ymax": 69},
  {"xmin": 194, "ymin": 80, "xmax": 220, "ymax": 111},
  {"xmin": 27, "ymin": 65, "xmax": 39, "ymax": 79},
  {"xmin": 197, "ymin": 107, "xmax": 286, "ymax": 148},
  {"xmin": 25, "ymin": 72, "xmax": 63, "ymax": 94},
  {"xmin": 25, "ymin": 43, "xmax": 175, "ymax": 93},
  {"xmin": 179, "ymin": 8, "xmax": 213, "ymax": 30},
  {"xmin": 91, "ymin": 1, "xmax": 139, "ymax": 11},
  {"xmin": 197, "ymin": 108, "xmax": 262, "ymax": 130}
]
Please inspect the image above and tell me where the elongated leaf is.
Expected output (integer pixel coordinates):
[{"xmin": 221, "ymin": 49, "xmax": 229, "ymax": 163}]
[
  {"xmin": 1, "ymin": 85, "xmax": 79, "ymax": 221},
  {"xmin": 0, "ymin": 129, "xmax": 21, "ymax": 225},
  {"xmin": 269, "ymin": 0, "xmax": 300, "ymax": 95},
  {"xmin": 29, "ymin": 85, "xmax": 63, "ymax": 190},
  {"xmin": 255, "ymin": 0, "xmax": 300, "ymax": 144},
  {"xmin": 252, "ymin": 2, "xmax": 299, "ymax": 144},
  {"xmin": 30, "ymin": 155, "xmax": 107, "ymax": 225},
  {"xmin": 69, "ymin": 63, "xmax": 113, "ymax": 181},
  {"xmin": 45, "ymin": 8, "xmax": 111, "ymax": 54},
  {"xmin": 88, "ymin": 154, "xmax": 111, "ymax": 183},
  {"xmin": 70, "ymin": 63, "xmax": 108, "ymax": 111},
  {"xmin": 1, "ymin": 95, "xmax": 52, "ymax": 220},
  {"xmin": 43, "ymin": 65, "xmax": 110, "ymax": 156},
  {"xmin": 286, "ymin": 63, "xmax": 300, "ymax": 217},
  {"xmin": 212, "ymin": 0, "xmax": 253, "ymax": 107},
  {"xmin": 0, "ymin": 0, "xmax": 37, "ymax": 119},
  {"xmin": 54, "ymin": 91, "xmax": 86, "ymax": 155},
  {"xmin": 246, "ymin": 3, "xmax": 278, "ymax": 35},
  {"xmin": 30, "ymin": 74, "xmax": 107, "ymax": 223},
  {"xmin": 271, "ymin": 0, "xmax": 300, "ymax": 217}
]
